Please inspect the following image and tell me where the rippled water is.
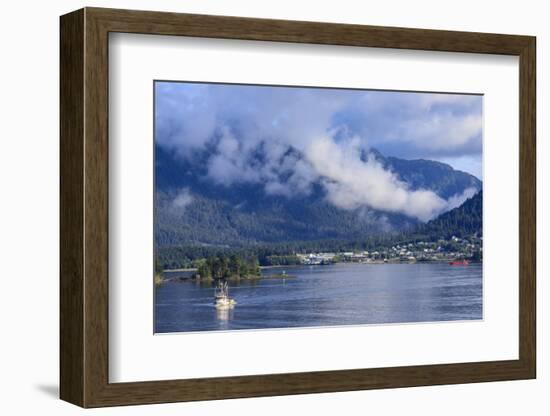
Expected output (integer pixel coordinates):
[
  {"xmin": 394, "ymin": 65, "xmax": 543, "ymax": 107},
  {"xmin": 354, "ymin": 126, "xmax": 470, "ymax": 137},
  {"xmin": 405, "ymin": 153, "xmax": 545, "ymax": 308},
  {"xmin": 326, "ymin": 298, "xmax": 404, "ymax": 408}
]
[{"xmin": 155, "ymin": 262, "xmax": 482, "ymax": 333}]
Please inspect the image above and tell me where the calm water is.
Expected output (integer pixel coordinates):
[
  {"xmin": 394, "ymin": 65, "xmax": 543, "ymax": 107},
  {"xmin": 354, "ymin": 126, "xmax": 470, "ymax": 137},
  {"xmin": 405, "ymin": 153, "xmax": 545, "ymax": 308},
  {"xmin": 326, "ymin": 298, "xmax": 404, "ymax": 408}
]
[{"xmin": 155, "ymin": 263, "xmax": 482, "ymax": 333}]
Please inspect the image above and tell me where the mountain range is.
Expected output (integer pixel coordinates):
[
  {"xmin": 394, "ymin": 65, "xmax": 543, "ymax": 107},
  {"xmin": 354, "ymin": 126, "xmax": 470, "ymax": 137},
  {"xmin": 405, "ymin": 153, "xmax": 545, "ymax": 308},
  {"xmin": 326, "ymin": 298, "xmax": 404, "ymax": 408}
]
[{"xmin": 155, "ymin": 145, "xmax": 482, "ymax": 250}]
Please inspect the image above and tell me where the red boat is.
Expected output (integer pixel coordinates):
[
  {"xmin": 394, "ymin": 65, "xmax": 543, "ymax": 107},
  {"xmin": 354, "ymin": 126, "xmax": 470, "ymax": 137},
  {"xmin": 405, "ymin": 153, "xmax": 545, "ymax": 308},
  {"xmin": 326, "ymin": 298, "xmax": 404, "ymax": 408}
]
[{"xmin": 449, "ymin": 260, "xmax": 470, "ymax": 266}]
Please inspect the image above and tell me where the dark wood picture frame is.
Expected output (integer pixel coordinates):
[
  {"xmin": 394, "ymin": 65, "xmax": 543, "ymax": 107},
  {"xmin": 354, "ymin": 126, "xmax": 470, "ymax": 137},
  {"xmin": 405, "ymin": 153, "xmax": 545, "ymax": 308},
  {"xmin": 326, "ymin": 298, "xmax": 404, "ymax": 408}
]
[{"xmin": 60, "ymin": 7, "xmax": 536, "ymax": 408}]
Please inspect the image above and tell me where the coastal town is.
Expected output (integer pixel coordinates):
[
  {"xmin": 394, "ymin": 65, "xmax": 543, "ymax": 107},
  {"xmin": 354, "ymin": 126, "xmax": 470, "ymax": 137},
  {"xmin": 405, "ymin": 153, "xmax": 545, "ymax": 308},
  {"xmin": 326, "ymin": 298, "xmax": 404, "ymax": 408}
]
[
  {"xmin": 295, "ymin": 235, "xmax": 482, "ymax": 265},
  {"xmin": 157, "ymin": 234, "xmax": 484, "ymax": 277}
]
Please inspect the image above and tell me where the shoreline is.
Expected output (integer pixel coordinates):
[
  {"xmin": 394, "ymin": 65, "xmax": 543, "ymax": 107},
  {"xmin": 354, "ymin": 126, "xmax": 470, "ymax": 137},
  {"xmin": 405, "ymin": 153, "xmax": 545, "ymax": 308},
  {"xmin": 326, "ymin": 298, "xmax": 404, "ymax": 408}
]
[{"xmin": 163, "ymin": 260, "xmax": 482, "ymax": 273}]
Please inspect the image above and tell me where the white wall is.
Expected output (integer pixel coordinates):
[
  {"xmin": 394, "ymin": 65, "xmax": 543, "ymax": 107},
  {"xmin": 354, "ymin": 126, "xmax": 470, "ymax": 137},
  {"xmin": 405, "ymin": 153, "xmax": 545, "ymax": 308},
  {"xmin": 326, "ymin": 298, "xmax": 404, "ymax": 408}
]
[{"xmin": 0, "ymin": 0, "xmax": 545, "ymax": 414}]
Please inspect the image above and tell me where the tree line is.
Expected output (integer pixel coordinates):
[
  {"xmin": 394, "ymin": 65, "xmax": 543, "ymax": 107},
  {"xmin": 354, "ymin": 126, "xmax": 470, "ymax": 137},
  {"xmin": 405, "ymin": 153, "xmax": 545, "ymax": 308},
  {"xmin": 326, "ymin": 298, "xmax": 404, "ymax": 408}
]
[
  {"xmin": 155, "ymin": 192, "xmax": 482, "ymax": 270},
  {"xmin": 195, "ymin": 254, "xmax": 260, "ymax": 280}
]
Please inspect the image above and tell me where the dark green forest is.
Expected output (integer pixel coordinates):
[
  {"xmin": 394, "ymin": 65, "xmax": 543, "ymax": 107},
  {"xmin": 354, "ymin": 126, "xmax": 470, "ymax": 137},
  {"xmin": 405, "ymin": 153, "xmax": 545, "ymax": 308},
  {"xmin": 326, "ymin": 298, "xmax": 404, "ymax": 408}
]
[
  {"xmin": 156, "ymin": 235, "xmax": 397, "ymax": 269},
  {"xmin": 155, "ymin": 145, "xmax": 481, "ymax": 249},
  {"xmin": 155, "ymin": 191, "xmax": 482, "ymax": 269},
  {"xmin": 407, "ymin": 191, "xmax": 482, "ymax": 241},
  {"xmin": 154, "ymin": 145, "xmax": 482, "ymax": 270},
  {"xmin": 195, "ymin": 254, "xmax": 260, "ymax": 280}
]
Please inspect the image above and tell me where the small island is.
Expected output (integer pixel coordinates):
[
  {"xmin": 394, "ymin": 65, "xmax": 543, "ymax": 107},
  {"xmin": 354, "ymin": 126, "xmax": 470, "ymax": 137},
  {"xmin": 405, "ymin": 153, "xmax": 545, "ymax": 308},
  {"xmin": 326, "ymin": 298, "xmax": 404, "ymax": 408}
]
[{"xmin": 193, "ymin": 254, "xmax": 261, "ymax": 282}]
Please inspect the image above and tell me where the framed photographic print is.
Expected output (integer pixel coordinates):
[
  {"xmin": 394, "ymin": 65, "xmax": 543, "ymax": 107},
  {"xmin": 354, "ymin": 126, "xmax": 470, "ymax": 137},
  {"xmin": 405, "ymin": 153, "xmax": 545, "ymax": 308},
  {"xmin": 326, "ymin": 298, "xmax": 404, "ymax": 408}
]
[{"xmin": 60, "ymin": 7, "xmax": 536, "ymax": 408}]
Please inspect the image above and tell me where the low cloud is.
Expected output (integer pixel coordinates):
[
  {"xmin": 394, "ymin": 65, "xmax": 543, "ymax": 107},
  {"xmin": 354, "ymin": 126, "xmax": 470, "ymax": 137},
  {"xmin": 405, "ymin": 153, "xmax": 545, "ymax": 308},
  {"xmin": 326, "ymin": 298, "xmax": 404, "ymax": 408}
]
[
  {"xmin": 156, "ymin": 83, "xmax": 483, "ymax": 221},
  {"xmin": 306, "ymin": 137, "xmax": 448, "ymax": 221},
  {"xmin": 445, "ymin": 187, "xmax": 478, "ymax": 211},
  {"xmin": 306, "ymin": 138, "xmax": 478, "ymax": 221},
  {"xmin": 171, "ymin": 188, "xmax": 194, "ymax": 211}
]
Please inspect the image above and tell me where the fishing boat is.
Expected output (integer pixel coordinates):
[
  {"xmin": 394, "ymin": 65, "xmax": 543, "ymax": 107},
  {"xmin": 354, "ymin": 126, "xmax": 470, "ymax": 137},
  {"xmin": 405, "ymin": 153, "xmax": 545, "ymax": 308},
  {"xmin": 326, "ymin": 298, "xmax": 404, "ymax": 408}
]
[
  {"xmin": 214, "ymin": 281, "xmax": 236, "ymax": 309},
  {"xmin": 449, "ymin": 259, "xmax": 470, "ymax": 266}
]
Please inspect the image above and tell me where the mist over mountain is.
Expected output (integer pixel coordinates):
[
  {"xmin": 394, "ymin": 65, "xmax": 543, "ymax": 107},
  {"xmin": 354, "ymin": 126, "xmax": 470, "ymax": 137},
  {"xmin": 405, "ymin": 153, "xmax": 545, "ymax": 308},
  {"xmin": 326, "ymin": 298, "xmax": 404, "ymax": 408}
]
[
  {"xmin": 155, "ymin": 145, "xmax": 481, "ymax": 249},
  {"xmin": 414, "ymin": 190, "xmax": 483, "ymax": 240}
]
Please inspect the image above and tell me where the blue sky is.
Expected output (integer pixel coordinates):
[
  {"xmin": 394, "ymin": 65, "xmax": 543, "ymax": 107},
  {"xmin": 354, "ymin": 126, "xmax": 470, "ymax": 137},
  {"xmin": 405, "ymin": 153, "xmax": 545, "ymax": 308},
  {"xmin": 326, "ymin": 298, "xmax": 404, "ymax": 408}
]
[
  {"xmin": 155, "ymin": 82, "xmax": 482, "ymax": 221},
  {"xmin": 156, "ymin": 82, "xmax": 482, "ymax": 178}
]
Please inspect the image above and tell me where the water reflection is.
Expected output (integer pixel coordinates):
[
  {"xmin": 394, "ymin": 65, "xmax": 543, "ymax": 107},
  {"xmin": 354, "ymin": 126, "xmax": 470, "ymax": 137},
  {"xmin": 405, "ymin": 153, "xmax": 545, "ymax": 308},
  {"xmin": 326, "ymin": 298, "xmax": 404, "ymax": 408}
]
[
  {"xmin": 216, "ymin": 307, "xmax": 233, "ymax": 322},
  {"xmin": 156, "ymin": 263, "xmax": 482, "ymax": 333}
]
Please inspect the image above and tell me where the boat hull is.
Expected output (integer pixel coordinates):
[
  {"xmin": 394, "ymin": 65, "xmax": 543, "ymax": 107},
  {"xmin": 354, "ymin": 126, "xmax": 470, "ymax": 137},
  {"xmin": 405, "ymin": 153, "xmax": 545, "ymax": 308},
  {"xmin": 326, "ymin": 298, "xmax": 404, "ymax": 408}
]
[{"xmin": 449, "ymin": 260, "xmax": 470, "ymax": 266}]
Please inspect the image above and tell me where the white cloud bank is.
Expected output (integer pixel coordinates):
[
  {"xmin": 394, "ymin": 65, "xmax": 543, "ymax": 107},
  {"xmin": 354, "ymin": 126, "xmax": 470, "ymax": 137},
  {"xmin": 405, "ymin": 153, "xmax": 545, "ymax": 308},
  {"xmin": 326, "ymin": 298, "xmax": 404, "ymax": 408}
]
[
  {"xmin": 156, "ymin": 83, "xmax": 482, "ymax": 221},
  {"xmin": 306, "ymin": 137, "xmax": 475, "ymax": 222},
  {"xmin": 171, "ymin": 188, "xmax": 194, "ymax": 211}
]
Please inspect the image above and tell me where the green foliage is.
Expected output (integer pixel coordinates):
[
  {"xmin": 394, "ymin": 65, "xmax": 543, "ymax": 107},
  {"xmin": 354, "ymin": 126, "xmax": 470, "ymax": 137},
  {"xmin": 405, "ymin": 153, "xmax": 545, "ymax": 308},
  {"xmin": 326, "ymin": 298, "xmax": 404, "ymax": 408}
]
[
  {"xmin": 156, "ymin": 236, "xmax": 396, "ymax": 269},
  {"xmin": 155, "ymin": 189, "xmax": 482, "ymax": 270},
  {"xmin": 415, "ymin": 191, "xmax": 482, "ymax": 241},
  {"xmin": 196, "ymin": 260, "xmax": 212, "ymax": 281},
  {"xmin": 193, "ymin": 254, "xmax": 260, "ymax": 280},
  {"xmin": 155, "ymin": 145, "xmax": 482, "ymax": 258}
]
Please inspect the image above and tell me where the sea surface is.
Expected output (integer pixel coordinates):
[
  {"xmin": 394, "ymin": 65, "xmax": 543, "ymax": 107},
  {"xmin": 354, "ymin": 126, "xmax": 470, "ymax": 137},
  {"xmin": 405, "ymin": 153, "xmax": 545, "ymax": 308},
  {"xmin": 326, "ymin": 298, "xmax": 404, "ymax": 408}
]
[{"xmin": 155, "ymin": 262, "xmax": 482, "ymax": 333}]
